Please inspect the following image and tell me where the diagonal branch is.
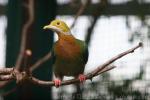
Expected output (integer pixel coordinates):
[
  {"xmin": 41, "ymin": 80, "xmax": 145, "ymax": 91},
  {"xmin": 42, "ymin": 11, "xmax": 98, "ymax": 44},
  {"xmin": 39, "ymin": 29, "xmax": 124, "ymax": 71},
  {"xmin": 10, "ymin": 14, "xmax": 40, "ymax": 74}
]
[
  {"xmin": 0, "ymin": 81, "xmax": 12, "ymax": 89},
  {"xmin": 0, "ymin": 42, "xmax": 142, "ymax": 87},
  {"xmin": 85, "ymin": 0, "xmax": 108, "ymax": 45},
  {"xmin": 70, "ymin": 0, "xmax": 91, "ymax": 29},
  {"xmin": 29, "ymin": 42, "xmax": 142, "ymax": 87},
  {"xmin": 15, "ymin": 0, "xmax": 34, "ymax": 70},
  {"xmin": 85, "ymin": 16, "xmax": 98, "ymax": 45},
  {"xmin": 96, "ymin": 65, "xmax": 116, "ymax": 76},
  {"xmin": 1, "ymin": 87, "xmax": 17, "ymax": 97},
  {"xmin": 89, "ymin": 42, "xmax": 143, "ymax": 77},
  {"xmin": 29, "ymin": 51, "xmax": 52, "ymax": 72}
]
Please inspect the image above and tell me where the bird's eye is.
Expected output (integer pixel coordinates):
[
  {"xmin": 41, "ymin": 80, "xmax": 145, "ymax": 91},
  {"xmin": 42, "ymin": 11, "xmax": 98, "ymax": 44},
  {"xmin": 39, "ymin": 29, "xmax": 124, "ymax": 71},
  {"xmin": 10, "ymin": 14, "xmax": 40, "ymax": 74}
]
[{"xmin": 56, "ymin": 22, "xmax": 60, "ymax": 25}]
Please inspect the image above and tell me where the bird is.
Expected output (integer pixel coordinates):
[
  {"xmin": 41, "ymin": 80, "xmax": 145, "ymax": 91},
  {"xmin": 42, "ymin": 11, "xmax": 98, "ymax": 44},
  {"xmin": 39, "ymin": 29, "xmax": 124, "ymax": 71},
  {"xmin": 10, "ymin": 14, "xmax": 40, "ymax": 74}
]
[{"xmin": 43, "ymin": 19, "xmax": 88, "ymax": 87}]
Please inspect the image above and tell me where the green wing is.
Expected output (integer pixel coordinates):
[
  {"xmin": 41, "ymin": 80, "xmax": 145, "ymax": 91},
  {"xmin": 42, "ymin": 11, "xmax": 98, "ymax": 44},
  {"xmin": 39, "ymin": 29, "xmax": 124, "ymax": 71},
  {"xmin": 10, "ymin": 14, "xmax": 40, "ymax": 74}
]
[
  {"xmin": 82, "ymin": 42, "xmax": 88, "ymax": 64},
  {"xmin": 76, "ymin": 39, "xmax": 89, "ymax": 64}
]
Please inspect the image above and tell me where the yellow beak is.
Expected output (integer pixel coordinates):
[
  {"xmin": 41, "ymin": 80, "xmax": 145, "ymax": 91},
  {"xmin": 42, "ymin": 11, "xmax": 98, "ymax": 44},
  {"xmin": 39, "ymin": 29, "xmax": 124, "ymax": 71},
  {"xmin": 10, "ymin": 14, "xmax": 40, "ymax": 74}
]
[
  {"xmin": 43, "ymin": 25, "xmax": 52, "ymax": 30},
  {"xmin": 43, "ymin": 24, "xmax": 62, "ymax": 34}
]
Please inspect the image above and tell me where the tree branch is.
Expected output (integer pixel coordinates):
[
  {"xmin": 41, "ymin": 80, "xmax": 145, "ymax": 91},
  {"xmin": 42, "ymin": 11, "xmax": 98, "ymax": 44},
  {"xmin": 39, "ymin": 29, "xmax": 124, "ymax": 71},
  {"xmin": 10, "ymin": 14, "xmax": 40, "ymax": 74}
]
[
  {"xmin": 15, "ymin": 0, "xmax": 34, "ymax": 71},
  {"xmin": 85, "ymin": 0, "xmax": 108, "ymax": 45},
  {"xmin": 0, "ymin": 75, "xmax": 14, "ymax": 81},
  {"xmin": 1, "ymin": 87, "xmax": 17, "ymax": 97},
  {"xmin": 0, "ymin": 68, "xmax": 13, "ymax": 75},
  {"xmin": 0, "ymin": 81, "xmax": 12, "ymax": 89},
  {"xmin": 96, "ymin": 65, "xmax": 116, "ymax": 76},
  {"xmin": 29, "ymin": 42, "xmax": 142, "ymax": 87},
  {"xmin": 29, "ymin": 51, "xmax": 52, "ymax": 72},
  {"xmin": 0, "ymin": 1, "xmax": 35, "ymax": 89},
  {"xmin": 88, "ymin": 42, "xmax": 143, "ymax": 77},
  {"xmin": 70, "ymin": 0, "xmax": 91, "ymax": 29},
  {"xmin": 0, "ymin": 42, "xmax": 142, "ymax": 87}
]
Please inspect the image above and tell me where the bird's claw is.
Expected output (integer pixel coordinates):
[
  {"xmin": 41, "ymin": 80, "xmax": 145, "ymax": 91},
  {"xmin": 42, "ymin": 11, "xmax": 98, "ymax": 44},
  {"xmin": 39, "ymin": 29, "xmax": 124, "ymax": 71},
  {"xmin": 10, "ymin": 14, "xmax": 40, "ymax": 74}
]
[
  {"xmin": 78, "ymin": 74, "xmax": 86, "ymax": 83},
  {"xmin": 53, "ymin": 79, "xmax": 61, "ymax": 88}
]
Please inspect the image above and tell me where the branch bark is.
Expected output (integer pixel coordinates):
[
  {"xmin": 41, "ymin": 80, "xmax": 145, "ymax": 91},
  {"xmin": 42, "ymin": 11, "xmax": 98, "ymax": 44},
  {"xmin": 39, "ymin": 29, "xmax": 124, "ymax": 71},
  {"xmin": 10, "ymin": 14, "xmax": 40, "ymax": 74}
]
[
  {"xmin": 89, "ymin": 42, "xmax": 143, "ymax": 77},
  {"xmin": 0, "ymin": 0, "xmax": 35, "ymax": 89},
  {"xmin": 0, "ymin": 75, "xmax": 14, "ymax": 81},
  {"xmin": 0, "ymin": 81, "xmax": 12, "ymax": 89},
  {"xmin": 15, "ymin": 0, "xmax": 34, "ymax": 71},
  {"xmin": 85, "ymin": 0, "xmax": 108, "ymax": 45},
  {"xmin": 29, "ymin": 42, "xmax": 142, "ymax": 87},
  {"xmin": 29, "ymin": 51, "xmax": 52, "ymax": 72},
  {"xmin": 70, "ymin": 0, "xmax": 91, "ymax": 29},
  {"xmin": 0, "ymin": 42, "xmax": 142, "ymax": 87},
  {"xmin": 1, "ymin": 87, "xmax": 17, "ymax": 97},
  {"xmin": 0, "ymin": 68, "xmax": 13, "ymax": 75}
]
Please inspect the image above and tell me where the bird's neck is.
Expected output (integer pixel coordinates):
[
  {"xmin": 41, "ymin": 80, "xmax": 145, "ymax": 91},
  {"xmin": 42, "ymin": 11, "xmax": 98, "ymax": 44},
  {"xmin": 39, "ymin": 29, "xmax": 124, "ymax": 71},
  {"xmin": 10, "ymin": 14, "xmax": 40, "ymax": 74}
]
[{"xmin": 58, "ymin": 33, "xmax": 76, "ymax": 43}]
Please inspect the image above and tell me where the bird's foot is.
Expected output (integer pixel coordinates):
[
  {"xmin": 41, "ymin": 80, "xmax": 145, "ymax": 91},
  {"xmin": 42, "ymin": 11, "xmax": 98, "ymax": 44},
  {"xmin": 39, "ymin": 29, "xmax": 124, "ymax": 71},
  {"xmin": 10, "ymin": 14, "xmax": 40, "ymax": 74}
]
[
  {"xmin": 78, "ymin": 74, "xmax": 86, "ymax": 83},
  {"xmin": 53, "ymin": 79, "xmax": 61, "ymax": 88}
]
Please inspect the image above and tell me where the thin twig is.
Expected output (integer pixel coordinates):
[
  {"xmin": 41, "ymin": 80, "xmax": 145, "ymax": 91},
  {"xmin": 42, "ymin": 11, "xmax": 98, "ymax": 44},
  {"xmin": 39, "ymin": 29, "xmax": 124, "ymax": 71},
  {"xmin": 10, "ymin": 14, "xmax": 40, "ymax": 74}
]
[
  {"xmin": 29, "ymin": 42, "xmax": 142, "ymax": 87},
  {"xmin": 0, "ymin": 75, "xmax": 14, "ymax": 81},
  {"xmin": 85, "ymin": 0, "xmax": 108, "ymax": 45},
  {"xmin": 70, "ymin": 0, "xmax": 90, "ymax": 29},
  {"xmin": 15, "ymin": 0, "xmax": 34, "ymax": 70},
  {"xmin": 90, "ymin": 42, "xmax": 143, "ymax": 77},
  {"xmin": 0, "ymin": 81, "xmax": 12, "ymax": 89},
  {"xmin": 2, "ymin": 87, "xmax": 17, "ymax": 97},
  {"xmin": 0, "ymin": 68, "xmax": 13, "ymax": 75},
  {"xmin": 96, "ymin": 65, "xmax": 116, "ymax": 76},
  {"xmin": 85, "ymin": 16, "xmax": 98, "ymax": 45},
  {"xmin": 29, "ymin": 51, "xmax": 52, "ymax": 72}
]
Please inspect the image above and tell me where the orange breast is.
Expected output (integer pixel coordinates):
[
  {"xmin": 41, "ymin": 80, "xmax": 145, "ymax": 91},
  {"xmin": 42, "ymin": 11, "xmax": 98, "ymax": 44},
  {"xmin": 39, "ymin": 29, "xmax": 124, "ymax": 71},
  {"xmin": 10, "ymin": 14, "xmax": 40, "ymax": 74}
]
[{"xmin": 54, "ymin": 35, "xmax": 81, "ymax": 59}]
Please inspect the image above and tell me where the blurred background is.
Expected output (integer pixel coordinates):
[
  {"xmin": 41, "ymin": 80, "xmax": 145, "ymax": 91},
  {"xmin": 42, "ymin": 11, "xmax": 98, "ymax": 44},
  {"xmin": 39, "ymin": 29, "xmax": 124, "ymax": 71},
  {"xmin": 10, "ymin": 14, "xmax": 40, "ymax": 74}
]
[{"xmin": 0, "ymin": 0, "xmax": 149, "ymax": 100}]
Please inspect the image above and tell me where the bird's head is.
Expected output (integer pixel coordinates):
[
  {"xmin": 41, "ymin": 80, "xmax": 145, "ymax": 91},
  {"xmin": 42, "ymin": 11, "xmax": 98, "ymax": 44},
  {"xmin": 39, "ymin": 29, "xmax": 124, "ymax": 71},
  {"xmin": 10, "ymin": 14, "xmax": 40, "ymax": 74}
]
[{"xmin": 43, "ymin": 19, "xmax": 71, "ymax": 36}]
